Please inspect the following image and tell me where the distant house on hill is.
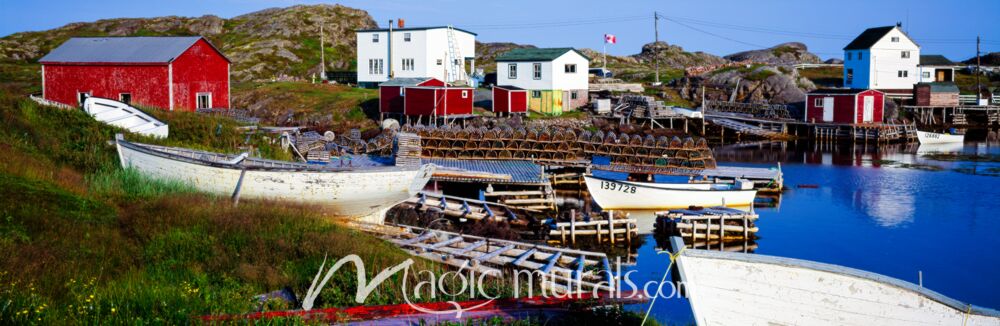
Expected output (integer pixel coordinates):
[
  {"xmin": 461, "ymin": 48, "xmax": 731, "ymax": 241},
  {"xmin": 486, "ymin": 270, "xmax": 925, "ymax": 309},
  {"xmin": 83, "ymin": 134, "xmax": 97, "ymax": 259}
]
[
  {"xmin": 39, "ymin": 36, "xmax": 230, "ymax": 111},
  {"xmin": 355, "ymin": 25, "xmax": 476, "ymax": 88},
  {"xmin": 917, "ymin": 55, "xmax": 957, "ymax": 83},
  {"xmin": 842, "ymin": 24, "xmax": 920, "ymax": 94},
  {"xmin": 495, "ymin": 48, "xmax": 590, "ymax": 115}
]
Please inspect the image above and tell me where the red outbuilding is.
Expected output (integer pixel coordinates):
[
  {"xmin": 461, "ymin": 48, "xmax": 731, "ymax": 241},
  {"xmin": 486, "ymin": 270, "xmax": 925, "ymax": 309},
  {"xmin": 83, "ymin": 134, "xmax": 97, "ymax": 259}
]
[
  {"xmin": 379, "ymin": 77, "xmax": 445, "ymax": 114},
  {"xmin": 804, "ymin": 89, "xmax": 884, "ymax": 124},
  {"xmin": 491, "ymin": 85, "xmax": 528, "ymax": 115},
  {"xmin": 39, "ymin": 36, "xmax": 230, "ymax": 111},
  {"xmin": 403, "ymin": 86, "xmax": 474, "ymax": 117}
]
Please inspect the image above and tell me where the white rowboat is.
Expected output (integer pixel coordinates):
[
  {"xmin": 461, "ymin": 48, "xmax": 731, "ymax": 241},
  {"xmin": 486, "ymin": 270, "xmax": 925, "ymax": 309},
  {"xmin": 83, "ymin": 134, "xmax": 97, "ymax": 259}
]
[
  {"xmin": 583, "ymin": 175, "xmax": 757, "ymax": 210},
  {"xmin": 917, "ymin": 130, "xmax": 964, "ymax": 144},
  {"xmin": 84, "ymin": 97, "xmax": 169, "ymax": 138},
  {"xmin": 669, "ymin": 237, "xmax": 1000, "ymax": 326},
  {"xmin": 114, "ymin": 136, "xmax": 434, "ymax": 222}
]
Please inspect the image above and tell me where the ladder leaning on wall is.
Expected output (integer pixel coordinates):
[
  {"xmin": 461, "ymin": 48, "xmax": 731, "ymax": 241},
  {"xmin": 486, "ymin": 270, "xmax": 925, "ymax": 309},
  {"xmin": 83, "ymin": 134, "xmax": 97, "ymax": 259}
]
[{"xmin": 445, "ymin": 25, "xmax": 467, "ymax": 84}]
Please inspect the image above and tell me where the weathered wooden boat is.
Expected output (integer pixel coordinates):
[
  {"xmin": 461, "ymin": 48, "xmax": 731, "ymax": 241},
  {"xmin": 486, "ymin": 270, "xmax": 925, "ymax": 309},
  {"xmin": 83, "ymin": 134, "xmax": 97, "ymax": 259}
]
[
  {"xmin": 84, "ymin": 97, "xmax": 168, "ymax": 138},
  {"xmin": 114, "ymin": 135, "xmax": 434, "ymax": 222},
  {"xmin": 584, "ymin": 175, "xmax": 757, "ymax": 210},
  {"xmin": 668, "ymin": 237, "xmax": 1000, "ymax": 326},
  {"xmin": 917, "ymin": 130, "xmax": 964, "ymax": 144}
]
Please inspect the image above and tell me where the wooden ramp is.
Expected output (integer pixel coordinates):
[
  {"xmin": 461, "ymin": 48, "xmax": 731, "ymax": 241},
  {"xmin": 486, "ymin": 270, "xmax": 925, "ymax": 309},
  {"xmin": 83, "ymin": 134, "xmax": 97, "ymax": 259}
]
[
  {"xmin": 366, "ymin": 224, "xmax": 623, "ymax": 292},
  {"xmin": 706, "ymin": 116, "xmax": 787, "ymax": 139}
]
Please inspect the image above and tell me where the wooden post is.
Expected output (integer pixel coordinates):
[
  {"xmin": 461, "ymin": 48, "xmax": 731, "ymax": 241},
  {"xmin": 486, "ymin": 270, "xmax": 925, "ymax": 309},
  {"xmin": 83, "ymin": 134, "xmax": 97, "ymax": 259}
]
[
  {"xmin": 596, "ymin": 222, "xmax": 603, "ymax": 244},
  {"xmin": 720, "ymin": 214, "xmax": 726, "ymax": 250},
  {"xmin": 607, "ymin": 211, "xmax": 615, "ymax": 245},
  {"xmin": 742, "ymin": 215, "xmax": 748, "ymax": 240},
  {"xmin": 570, "ymin": 209, "xmax": 576, "ymax": 245},
  {"xmin": 560, "ymin": 226, "xmax": 566, "ymax": 245}
]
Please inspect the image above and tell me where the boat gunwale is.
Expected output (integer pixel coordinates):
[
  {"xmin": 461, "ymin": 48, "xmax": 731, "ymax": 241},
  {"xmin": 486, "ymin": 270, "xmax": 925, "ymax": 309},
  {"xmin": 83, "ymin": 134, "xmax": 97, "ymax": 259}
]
[
  {"xmin": 118, "ymin": 138, "xmax": 415, "ymax": 173},
  {"xmin": 670, "ymin": 237, "xmax": 1000, "ymax": 318},
  {"xmin": 584, "ymin": 174, "xmax": 757, "ymax": 193}
]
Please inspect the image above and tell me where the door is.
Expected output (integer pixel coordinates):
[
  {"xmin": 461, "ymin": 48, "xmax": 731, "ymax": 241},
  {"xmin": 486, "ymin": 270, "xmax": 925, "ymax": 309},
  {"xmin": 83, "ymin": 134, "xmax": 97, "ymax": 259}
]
[
  {"xmin": 77, "ymin": 91, "xmax": 91, "ymax": 105},
  {"xmin": 822, "ymin": 97, "xmax": 834, "ymax": 122},
  {"xmin": 936, "ymin": 70, "xmax": 946, "ymax": 82},
  {"xmin": 862, "ymin": 96, "xmax": 874, "ymax": 123}
]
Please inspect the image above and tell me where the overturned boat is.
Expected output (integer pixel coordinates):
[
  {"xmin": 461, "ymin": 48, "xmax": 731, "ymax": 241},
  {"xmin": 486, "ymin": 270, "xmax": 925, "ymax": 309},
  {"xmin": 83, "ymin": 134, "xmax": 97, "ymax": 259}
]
[
  {"xmin": 668, "ymin": 237, "xmax": 1000, "ymax": 326},
  {"xmin": 114, "ymin": 135, "xmax": 434, "ymax": 222},
  {"xmin": 84, "ymin": 97, "xmax": 169, "ymax": 138},
  {"xmin": 584, "ymin": 175, "xmax": 757, "ymax": 210}
]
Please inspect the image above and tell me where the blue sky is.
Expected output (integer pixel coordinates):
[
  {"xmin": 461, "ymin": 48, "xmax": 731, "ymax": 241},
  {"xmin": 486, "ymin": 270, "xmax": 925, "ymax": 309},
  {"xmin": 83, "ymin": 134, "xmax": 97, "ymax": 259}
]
[{"xmin": 2, "ymin": 0, "xmax": 997, "ymax": 61}]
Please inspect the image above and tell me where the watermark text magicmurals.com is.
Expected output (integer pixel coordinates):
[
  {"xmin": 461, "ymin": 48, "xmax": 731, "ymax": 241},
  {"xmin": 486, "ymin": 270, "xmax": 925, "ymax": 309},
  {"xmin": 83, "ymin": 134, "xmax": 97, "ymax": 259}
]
[{"xmin": 299, "ymin": 250, "xmax": 687, "ymax": 318}]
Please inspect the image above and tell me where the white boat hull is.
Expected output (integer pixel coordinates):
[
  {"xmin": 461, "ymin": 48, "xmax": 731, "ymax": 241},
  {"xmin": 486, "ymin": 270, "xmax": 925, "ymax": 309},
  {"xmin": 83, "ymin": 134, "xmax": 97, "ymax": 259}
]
[
  {"xmin": 917, "ymin": 130, "xmax": 964, "ymax": 144},
  {"xmin": 84, "ymin": 97, "xmax": 169, "ymax": 138},
  {"xmin": 116, "ymin": 139, "xmax": 434, "ymax": 221},
  {"xmin": 584, "ymin": 175, "xmax": 757, "ymax": 210},
  {"xmin": 671, "ymin": 238, "xmax": 1000, "ymax": 326}
]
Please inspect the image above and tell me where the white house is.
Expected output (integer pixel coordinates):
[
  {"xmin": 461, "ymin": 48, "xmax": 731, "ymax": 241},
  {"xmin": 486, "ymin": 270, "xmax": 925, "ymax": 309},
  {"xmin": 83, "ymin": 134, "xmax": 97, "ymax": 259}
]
[
  {"xmin": 917, "ymin": 55, "xmax": 957, "ymax": 83},
  {"xmin": 843, "ymin": 24, "xmax": 920, "ymax": 91},
  {"xmin": 495, "ymin": 48, "xmax": 590, "ymax": 115},
  {"xmin": 356, "ymin": 26, "xmax": 475, "ymax": 88}
]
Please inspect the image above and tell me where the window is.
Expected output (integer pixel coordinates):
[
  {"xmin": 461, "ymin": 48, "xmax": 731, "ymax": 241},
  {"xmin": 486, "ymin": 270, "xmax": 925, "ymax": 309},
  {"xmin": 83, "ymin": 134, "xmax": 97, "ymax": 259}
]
[
  {"xmin": 77, "ymin": 91, "xmax": 91, "ymax": 105},
  {"xmin": 196, "ymin": 93, "xmax": 212, "ymax": 109},
  {"xmin": 901, "ymin": 51, "xmax": 910, "ymax": 59},
  {"xmin": 401, "ymin": 58, "xmax": 415, "ymax": 71},
  {"xmin": 372, "ymin": 34, "xmax": 379, "ymax": 43},
  {"xmin": 847, "ymin": 52, "xmax": 852, "ymax": 60},
  {"xmin": 461, "ymin": 90, "xmax": 468, "ymax": 98},
  {"xmin": 119, "ymin": 93, "xmax": 131, "ymax": 104},
  {"xmin": 531, "ymin": 90, "xmax": 541, "ymax": 98},
  {"xmin": 846, "ymin": 69, "xmax": 854, "ymax": 84},
  {"xmin": 898, "ymin": 70, "xmax": 908, "ymax": 78},
  {"xmin": 922, "ymin": 72, "xmax": 931, "ymax": 78},
  {"xmin": 533, "ymin": 63, "xmax": 542, "ymax": 80},
  {"xmin": 508, "ymin": 63, "xmax": 517, "ymax": 79},
  {"xmin": 564, "ymin": 64, "xmax": 577, "ymax": 73},
  {"xmin": 404, "ymin": 33, "xmax": 411, "ymax": 42},
  {"xmin": 369, "ymin": 59, "xmax": 383, "ymax": 75},
  {"xmin": 437, "ymin": 59, "xmax": 443, "ymax": 65},
  {"xmin": 858, "ymin": 52, "xmax": 862, "ymax": 60},
  {"xmin": 814, "ymin": 98, "xmax": 823, "ymax": 107},
  {"xmin": 891, "ymin": 36, "xmax": 900, "ymax": 42},
  {"xmin": 570, "ymin": 91, "xmax": 578, "ymax": 100}
]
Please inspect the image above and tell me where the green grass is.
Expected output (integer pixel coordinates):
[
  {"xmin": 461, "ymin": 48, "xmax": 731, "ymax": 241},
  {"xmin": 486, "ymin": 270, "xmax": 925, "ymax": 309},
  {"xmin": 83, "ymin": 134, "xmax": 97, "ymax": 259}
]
[{"xmin": 231, "ymin": 82, "xmax": 379, "ymax": 132}]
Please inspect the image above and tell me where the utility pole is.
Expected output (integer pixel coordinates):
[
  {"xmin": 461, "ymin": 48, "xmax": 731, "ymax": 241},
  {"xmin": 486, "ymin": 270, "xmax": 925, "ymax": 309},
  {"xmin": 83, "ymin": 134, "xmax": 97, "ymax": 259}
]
[
  {"xmin": 976, "ymin": 36, "xmax": 982, "ymax": 103},
  {"xmin": 654, "ymin": 11, "xmax": 660, "ymax": 85},
  {"xmin": 319, "ymin": 23, "xmax": 326, "ymax": 81}
]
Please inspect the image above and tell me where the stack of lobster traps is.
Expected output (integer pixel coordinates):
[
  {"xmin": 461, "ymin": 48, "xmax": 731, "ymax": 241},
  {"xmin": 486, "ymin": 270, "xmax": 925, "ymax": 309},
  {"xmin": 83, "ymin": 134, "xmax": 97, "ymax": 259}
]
[{"xmin": 399, "ymin": 125, "xmax": 716, "ymax": 172}]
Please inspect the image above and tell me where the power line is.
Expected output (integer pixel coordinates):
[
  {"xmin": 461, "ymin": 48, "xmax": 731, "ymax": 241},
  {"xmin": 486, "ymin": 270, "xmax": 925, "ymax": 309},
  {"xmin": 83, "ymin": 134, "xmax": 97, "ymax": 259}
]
[{"xmin": 658, "ymin": 15, "xmax": 769, "ymax": 49}]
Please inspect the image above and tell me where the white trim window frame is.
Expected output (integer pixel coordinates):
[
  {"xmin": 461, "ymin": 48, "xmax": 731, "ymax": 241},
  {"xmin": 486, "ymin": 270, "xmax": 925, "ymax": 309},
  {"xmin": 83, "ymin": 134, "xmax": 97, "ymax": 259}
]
[
  {"xmin": 533, "ymin": 63, "xmax": 542, "ymax": 80},
  {"xmin": 461, "ymin": 90, "xmax": 468, "ymax": 98},
  {"xmin": 404, "ymin": 32, "xmax": 411, "ymax": 42},
  {"xmin": 196, "ymin": 92, "xmax": 212, "ymax": 109},
  {"xmin": 565, "ymin": 64, "xmax": 576, "ymax": 73},
  {"xmin": 508, "ymin": 63, "xmax": 517, "ymax": 79},
  {"xmin": 372, "ymin": 34, "xmax": 379, "ymax": 43},
  {"xmin": 119, "ymin": 92, "xmax": 132, "ymax": 104},
  {"xmin": 814, "ymin": 98, "xmax": 823, "ymax": 107},
  {"xmin": 901, "ymin": 51, "xmax": 910, "ymax": 59}
]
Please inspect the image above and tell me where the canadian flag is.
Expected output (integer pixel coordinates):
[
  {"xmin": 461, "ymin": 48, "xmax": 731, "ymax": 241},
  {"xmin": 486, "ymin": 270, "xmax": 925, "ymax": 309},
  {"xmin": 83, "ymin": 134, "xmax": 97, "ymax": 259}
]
[{"xmin": 604, "ymin": 34, "xmax": 617, "ymax": 44}]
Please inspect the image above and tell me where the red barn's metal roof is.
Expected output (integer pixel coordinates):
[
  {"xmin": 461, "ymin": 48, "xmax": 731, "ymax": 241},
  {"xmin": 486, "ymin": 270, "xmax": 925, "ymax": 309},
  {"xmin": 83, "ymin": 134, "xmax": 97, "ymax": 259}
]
[{"xmin": 39, "ymin": 36, "xmax": 230, "ymax": 64}]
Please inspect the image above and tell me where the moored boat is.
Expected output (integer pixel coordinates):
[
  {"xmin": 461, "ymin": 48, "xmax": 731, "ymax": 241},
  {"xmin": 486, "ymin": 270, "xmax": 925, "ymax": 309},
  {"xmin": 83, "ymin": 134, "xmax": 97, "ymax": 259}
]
[
  {"xmin": 583, "ymin": 175, "xmax": 757, "ymax": 210},
  {"xmin": 668, "ymin": 237, "xmax": 1000, "ymax": 326},
  {"xmin": 917, "ymin": 129, "xmax": 964, "ymax": 144},
  {"xmin": 114, "ymin": 135, "xmax": 434, "ymax": 222},
  {"xmin": 84, "ymin": 97, "xmax": 169, "ymax": 138}
]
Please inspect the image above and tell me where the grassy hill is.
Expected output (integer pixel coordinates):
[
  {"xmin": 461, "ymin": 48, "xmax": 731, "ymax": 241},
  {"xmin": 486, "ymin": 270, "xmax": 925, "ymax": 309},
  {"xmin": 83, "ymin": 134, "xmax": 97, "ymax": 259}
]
[{"xmin": 0, "ymin": 89, "xmax": 480, "ymax": 323}]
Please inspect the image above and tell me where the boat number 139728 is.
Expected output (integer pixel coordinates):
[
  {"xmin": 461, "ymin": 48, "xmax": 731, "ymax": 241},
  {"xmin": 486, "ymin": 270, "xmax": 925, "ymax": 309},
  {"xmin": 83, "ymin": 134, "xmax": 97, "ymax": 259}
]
[{"xmin": 600, "ymin": 181, "xmax": 636, "ymax": 193}]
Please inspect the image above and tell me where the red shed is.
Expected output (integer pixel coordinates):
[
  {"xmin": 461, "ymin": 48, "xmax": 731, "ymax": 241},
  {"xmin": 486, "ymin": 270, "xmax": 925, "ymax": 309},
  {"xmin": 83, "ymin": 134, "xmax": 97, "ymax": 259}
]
[
  {"xmin": 39, "ymin": 36, "xmax": 230, "ymax": 111},
  {"xmin": 805, "ymin": 89, "xmax": 884, "ymax": 124},
  {"xmin": 379, "ymin": 77, "xmax": 445, "ymax": 114},
  {"xmin": 403, "ymin": 86, "xmax": 474, "ymax": 117},
  {"xmin": 492, "ymin": 85, "xmax": 528, "ymax": 114}
]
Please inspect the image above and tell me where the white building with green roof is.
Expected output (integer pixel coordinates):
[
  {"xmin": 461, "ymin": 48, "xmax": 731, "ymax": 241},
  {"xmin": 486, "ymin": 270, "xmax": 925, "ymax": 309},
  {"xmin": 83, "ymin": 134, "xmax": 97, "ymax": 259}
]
[{"xmin": 495, "ymin": 48, "xmax": 589, "ymax": 115}]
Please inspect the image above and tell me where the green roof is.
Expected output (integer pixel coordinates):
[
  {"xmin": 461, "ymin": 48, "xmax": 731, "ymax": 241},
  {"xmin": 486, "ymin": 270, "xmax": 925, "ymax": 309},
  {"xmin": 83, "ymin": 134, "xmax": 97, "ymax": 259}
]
[
  {"xmin": 495, "ymin": 48, "xmax": 590, "ymax": 62},
  {"xmin": 918, "ymin": 82, "xmax": 959, "ymax": 93}
]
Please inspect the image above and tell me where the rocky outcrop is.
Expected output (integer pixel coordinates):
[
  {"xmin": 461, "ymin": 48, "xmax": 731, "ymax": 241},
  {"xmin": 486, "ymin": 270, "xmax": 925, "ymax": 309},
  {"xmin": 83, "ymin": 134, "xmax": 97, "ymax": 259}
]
[
  {"xmin": 475, "ymin": 42, "xmax": 536, "ymax": 70},
  {"xmin": 676, "ymin": 64, "xmax": 816, "ymax": 105},
  {"xmin": 0, "ymin": 4, "xmax": 376, "ymax": 82},
  {"xmin": 824, "ymin": 58, "xmax": 844, "ymax": 64},
  {"xmin": 724, "ymin": 42, "xmax": 821, "ymax": 66},
  {"xmin": 964, "ymin": 52, "xmax": 1000, "ymax": 66}
]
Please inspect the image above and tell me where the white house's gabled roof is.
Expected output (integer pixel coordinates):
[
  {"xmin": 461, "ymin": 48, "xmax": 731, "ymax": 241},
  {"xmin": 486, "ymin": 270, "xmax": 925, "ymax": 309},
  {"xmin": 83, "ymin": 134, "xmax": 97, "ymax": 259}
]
[
  {"xmin": 356, "ymin": 26, "xmax": 476, "ymax": 36},
  {"xmin": 843, "ymin": 25, "xmax": 919, "ymax": 50}
]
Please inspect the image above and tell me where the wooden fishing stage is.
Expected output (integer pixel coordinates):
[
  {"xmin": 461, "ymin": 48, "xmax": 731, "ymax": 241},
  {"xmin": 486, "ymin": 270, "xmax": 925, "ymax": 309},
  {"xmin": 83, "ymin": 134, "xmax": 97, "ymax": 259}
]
[
  {"xmin": 542, "ymin": 210, "xmax": 638, "ymax": 246},
  {"xmin": 655, "ymin": 207, "xmax": 759, "ymax": 243}
]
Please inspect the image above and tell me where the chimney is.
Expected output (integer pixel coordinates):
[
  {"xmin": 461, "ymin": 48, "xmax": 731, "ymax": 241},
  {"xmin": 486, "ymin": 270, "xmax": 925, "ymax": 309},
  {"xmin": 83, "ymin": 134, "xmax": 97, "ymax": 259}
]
[
  {"xmin": 896, "ymin": 22, "xmax": 902, "ymax": 28},
  {"xmin": 398, "ymin": 19, "xmax": 405, "ymax": 28}
]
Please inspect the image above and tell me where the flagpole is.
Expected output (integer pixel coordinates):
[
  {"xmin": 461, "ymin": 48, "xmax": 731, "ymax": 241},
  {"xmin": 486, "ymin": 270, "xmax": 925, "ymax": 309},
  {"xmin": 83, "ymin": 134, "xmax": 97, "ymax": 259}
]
[{"xmin": 603, "ymin": 40, "xmax": 607, "ymax": 71}]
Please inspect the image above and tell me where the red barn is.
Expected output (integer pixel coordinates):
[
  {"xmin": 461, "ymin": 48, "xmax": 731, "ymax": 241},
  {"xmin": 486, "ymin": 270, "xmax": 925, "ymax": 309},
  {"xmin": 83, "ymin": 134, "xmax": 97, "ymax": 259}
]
[
  {"xmin": 403, "ymin": 86, "xmax": 474, "ymax": 117},
  {"xmin": 379, "ymin": 77, "xmax": 445, "ymax": 115},
  {"xmin": 805, "ymin": 89, "xmax": 884, "ymax": 124},
  {"xmin": 492, "ymin": 85, "xmax": 528, "ymax": 115},
  {"xmin": 39, "ymin": 36, "xmax": 230, "ymax": 111}
]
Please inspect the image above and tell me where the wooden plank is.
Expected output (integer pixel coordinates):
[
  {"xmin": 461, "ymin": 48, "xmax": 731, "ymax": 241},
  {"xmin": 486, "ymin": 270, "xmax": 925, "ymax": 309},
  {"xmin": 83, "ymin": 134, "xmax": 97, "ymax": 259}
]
[
  {"xmin": 400, "ymin": 232, "xmax": 436, "ymax": 246},
  {"xmin": 513, "ymin": 248, "xmax": 537, "ymax": 266},
  {"xmin": 474, "ymin": 244, "xmax": 515, "ymax": 262},
  {"xmin": 541, "ymin": 252, "xmax": 563, "ymax": 274},
  {"xmin": 429, "ymin": 236, "xmax": 463, "ymax": 249}
]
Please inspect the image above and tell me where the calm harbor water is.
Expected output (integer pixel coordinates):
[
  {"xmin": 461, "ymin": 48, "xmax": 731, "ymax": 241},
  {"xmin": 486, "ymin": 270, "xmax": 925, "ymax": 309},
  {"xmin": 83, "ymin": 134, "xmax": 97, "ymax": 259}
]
[{"xmin": 597, "ymin": 136, "xmax": 1000, "ymax": 325}]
